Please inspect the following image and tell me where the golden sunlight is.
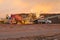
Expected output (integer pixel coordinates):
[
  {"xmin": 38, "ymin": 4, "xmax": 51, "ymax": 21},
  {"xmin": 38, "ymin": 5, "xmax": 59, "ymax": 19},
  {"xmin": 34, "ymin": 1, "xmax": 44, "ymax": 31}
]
[
  {"xmin": 0, "ymin": 0, "xmax": 4, "ymax": 4},
  {"xmin": 31, "ymin": 4, "xmax": 53, "ymax": 17}
]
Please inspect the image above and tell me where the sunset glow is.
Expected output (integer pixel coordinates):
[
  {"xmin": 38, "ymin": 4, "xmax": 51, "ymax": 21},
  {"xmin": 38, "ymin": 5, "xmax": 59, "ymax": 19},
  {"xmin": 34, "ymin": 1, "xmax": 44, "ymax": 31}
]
[{"xmin": 0, "ymin": 0, "xmax": 60, "ymax": 18}]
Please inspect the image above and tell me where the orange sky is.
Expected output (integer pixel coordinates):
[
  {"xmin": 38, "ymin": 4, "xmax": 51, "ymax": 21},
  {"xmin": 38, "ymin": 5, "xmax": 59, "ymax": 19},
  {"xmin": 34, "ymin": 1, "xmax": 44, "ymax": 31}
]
[{"xmin": 0, "ymin": 0, "xmax": 60, "ymax": 18}]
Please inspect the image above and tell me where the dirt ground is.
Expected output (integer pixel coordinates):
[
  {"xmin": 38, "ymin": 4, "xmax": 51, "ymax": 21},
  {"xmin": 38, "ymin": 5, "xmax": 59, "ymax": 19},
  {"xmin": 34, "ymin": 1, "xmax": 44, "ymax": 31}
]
[{"xmin": 0, "ymin": 24, "xmax": 60, "ymax": 40}]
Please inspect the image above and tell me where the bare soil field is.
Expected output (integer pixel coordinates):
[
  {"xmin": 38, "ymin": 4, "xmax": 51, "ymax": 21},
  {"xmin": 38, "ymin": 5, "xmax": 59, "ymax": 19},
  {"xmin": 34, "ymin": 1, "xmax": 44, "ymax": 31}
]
[{"xmin": 0, "ymin": 24, "xmax": 60, "ymax": 40}]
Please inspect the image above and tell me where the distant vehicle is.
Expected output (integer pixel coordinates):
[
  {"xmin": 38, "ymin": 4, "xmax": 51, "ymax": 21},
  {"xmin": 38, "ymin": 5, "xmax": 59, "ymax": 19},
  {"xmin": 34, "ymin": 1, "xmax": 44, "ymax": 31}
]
[
  {"xmin": 33, "ymin": 18, "xmax": 52, "ymax": 24},
  {"xmin": 33, "ymin": 15, "xmax": 52, "ymax": 24},
  {"xmin": 33, "ymin": 15, "xmax": 60, "ymax": 24}
]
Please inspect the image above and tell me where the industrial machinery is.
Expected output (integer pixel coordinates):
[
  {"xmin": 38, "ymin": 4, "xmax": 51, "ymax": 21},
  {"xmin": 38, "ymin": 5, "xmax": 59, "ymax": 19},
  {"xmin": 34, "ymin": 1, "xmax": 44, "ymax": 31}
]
[{"xmin": 9, "ymin": 13, "xmax": 36, "ymax": 24}]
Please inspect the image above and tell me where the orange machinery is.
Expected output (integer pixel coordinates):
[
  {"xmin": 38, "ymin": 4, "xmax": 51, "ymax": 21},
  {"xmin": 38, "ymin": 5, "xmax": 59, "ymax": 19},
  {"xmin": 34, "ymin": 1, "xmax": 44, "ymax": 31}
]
[
  {"xmin": 10, "ymin": 13, "xmax": 36, "ymax": 24},
  {"xmin": 10, "ymin": 14, "xmax": 23, "ymax": 24}
]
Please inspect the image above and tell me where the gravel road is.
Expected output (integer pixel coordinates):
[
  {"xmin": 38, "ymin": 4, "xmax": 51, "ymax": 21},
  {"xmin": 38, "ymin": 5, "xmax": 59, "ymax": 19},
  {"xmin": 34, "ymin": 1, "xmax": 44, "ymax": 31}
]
[{"xmin": 0, "ymin": 24, "xmax": 60, "ymax": 40}]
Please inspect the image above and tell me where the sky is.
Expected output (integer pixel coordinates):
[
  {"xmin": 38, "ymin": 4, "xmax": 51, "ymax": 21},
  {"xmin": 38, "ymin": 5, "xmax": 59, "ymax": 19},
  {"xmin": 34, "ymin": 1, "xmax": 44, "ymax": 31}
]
[{"xmin": 0, "ymin": 0, "xmax": 60, "ymax": 18}]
